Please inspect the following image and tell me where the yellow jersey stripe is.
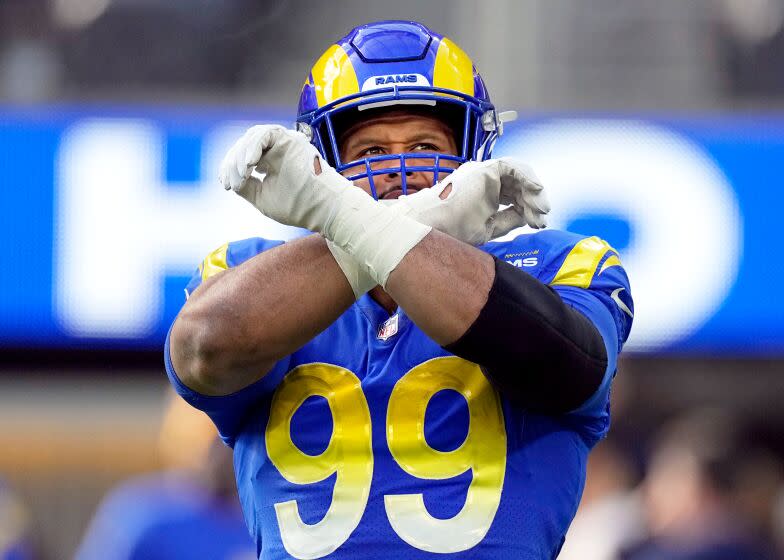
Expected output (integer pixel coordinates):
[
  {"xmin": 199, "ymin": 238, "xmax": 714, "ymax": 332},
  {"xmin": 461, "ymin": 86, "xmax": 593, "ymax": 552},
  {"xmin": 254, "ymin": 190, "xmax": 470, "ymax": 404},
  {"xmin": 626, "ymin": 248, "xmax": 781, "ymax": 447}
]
[
  {"xmin": 550, "ymin": 237, "xmax": 615, "ymax": 289},
  {"xmin": 433, "ymin": 38, "xmax": 475, "ymax": 96},
  {"xmin": 201, "ymin": 242, "xmax": 229, "ymax": 282},
  {"xmin": 311, "ymin": 44, "xmax": 359, "ymax": 108}
]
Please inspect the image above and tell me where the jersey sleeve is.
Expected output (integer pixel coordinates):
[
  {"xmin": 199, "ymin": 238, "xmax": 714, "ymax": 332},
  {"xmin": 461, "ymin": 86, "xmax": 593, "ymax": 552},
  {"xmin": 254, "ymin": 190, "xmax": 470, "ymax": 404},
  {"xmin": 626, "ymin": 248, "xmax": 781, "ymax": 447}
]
[
  {"xmin": 183, "ymin": 236, "xmax": 284, "ymax": 299},
  {"xmin": 539, "ymin": 232, "xmax": 633, "ymax": 442},
  {"xmin": 165, "ymin": 237, "xmax": 290, "ymax": 447}
]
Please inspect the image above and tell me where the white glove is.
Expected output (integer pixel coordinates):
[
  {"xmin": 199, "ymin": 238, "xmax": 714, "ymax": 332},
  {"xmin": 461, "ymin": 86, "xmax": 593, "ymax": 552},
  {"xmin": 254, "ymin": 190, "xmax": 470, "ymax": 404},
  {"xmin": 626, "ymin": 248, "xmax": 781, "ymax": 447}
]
[
  {"xmin": 219, "ymin": 126, "xmax": 550, "ymax": 296},
  {"xmin": 328, "ymin": 158, "xmax": 551, "ymax": 299},
  {"xmin": 385, "ymin": 157, "xmax": 549, "ymax": 245},
  {"xmin": 219, "ymin": 125, "xmax": 431, "ymax": 289},
  {"xmin": 218, "ymin": 124, "xmax": 355, "ymax": 233}
]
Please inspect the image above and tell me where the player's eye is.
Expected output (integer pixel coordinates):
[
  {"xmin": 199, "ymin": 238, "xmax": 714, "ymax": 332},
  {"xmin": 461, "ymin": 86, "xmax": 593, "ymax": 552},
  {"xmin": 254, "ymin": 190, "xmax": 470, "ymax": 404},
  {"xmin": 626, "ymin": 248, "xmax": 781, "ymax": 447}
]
[
  {"xmin": 411, "ymin": 143, "xmax": 439, "ymax": 152},
  {"xmin": 359, "ymin": 146, "xmax": 384, "ymax": 157}
]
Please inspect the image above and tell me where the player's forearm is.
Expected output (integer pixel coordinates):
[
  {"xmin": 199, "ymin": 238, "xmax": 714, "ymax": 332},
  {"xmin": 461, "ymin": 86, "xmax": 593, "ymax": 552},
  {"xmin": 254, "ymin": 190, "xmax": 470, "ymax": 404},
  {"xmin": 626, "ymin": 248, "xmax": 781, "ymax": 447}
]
[
  {"xmin": 387, "ymin": 231, "xmax": 609, "ymax": 414},
  {"xmin": 169, "ymin": 234, "xmax": 354, "ymax": 396},
  {"xmin": 384, "ymin": 230, "xmax": 495, "ymax": 345}
]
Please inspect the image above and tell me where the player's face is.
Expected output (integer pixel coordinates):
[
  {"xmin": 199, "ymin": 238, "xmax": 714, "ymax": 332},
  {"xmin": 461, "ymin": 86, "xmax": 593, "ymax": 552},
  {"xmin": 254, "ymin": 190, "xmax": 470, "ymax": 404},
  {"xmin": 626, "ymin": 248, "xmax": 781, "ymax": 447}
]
[{"xmin": 338, "ymin": 111, "xmax": 459, "ymax": 199}]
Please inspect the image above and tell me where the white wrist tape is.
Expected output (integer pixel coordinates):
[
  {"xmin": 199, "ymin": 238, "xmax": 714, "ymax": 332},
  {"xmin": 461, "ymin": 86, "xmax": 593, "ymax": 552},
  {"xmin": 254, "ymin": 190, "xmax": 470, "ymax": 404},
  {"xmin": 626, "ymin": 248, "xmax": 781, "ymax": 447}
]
[
  {"xmin": 321, "ymin": 184, "xmax": 431, "ymax": 287},
  {"xmin": 221, "ymin": 126, "xmax": 432, "ymax": 288},
  {"xmin": 324, "ymin": 239, "xmax": 377, "ymax": 299}
]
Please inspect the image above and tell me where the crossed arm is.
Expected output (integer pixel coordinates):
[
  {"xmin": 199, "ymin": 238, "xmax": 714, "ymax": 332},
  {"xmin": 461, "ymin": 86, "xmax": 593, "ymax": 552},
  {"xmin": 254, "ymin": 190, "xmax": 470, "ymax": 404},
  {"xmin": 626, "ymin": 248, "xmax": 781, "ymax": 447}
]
[
  {"xmin": 169, "ymin": 125, "xmax": 609, "ymax": 413},
  {"xmin": 170, "ymin": 229, "xmax": 493, "ymax": 396}
]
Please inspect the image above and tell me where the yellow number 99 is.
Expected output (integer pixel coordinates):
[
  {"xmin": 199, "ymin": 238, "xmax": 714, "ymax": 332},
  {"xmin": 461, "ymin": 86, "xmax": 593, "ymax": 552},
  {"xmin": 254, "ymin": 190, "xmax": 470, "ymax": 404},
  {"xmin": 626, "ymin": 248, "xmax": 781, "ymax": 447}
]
[
  {"xmin": 265, "ymin": 363, "xmax": 373, "ymax": 559},
  {"xmin": 385, "ymin": 357, "xmax": 507, "ymax": 553}
]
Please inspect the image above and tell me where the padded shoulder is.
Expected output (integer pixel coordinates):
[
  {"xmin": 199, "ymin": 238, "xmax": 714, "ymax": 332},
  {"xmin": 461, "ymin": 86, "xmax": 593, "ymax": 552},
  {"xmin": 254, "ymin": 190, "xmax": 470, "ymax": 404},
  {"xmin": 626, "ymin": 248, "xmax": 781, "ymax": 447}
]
[
  {"xmin": 482, "ymin": 229, "xmax": 633, "ymax": 347},
  {"xmin": 484, "ymin": 230, "xmax": 628, "ymax": 289},
  {"xmin": 184, "ymin": 237, "xmax": 285, "ymax": 298}
]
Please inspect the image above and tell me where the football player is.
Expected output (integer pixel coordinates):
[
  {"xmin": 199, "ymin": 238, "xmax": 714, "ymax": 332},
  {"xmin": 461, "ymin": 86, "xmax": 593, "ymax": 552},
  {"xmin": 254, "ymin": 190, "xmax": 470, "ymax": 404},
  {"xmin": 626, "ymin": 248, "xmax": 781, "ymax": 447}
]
[
  {"xmin": 74, "ymin": 393, "xmax": 255, "ymax": 560},
  {"xmin": 166, "ymin": 20, "xmax": 633, "ymax": 560},
  {"xmin": 0, "ymin": 478, "xmax": 34, "ymax": 560}
]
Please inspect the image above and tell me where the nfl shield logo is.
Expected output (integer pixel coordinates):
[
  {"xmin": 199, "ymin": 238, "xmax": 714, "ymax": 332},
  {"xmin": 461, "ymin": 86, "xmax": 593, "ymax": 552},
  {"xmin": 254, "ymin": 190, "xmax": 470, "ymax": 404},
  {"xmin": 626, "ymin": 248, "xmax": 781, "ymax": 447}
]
[{"xmin": 377, "ymin": 314, "xmax": 399, "ymax": 341}]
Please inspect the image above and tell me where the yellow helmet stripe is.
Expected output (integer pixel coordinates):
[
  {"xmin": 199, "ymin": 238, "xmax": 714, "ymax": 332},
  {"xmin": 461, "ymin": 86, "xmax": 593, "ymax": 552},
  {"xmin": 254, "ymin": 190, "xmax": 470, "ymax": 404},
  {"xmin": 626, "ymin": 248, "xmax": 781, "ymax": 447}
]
[
  {"xmin": 311, "ymin": 44, "xmax": 360, "ymax": 108},
  {"xmin": 550, "ymin": 237, "xmax": 618, "ymax": 289},
  {"xmin": 433, "ymin": 37, "xmax": 475, "ymax": 96},
  {"xmin": 599, "ymin": 254, "xmax": 622, "ymax": 275}
]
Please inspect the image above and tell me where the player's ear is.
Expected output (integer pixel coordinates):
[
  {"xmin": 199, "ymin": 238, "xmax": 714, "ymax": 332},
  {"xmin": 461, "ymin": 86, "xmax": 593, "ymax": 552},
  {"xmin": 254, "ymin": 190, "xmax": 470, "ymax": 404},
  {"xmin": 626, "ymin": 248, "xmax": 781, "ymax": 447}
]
[
  {"xmin": 439, "ymin": 183, "xmax": 453, "ymax": 200},
  {"xmin": 313, "ymin": 156, "xmax": 323, "ymax": 176}
]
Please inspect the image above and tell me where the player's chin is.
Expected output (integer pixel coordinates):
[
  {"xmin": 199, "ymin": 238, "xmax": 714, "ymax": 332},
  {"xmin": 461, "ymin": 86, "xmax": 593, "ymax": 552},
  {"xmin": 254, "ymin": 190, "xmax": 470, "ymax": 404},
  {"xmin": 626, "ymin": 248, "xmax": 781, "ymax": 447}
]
[{"xmin": 381, "ymin": 188, "xmax": 421, "ymax": 200}]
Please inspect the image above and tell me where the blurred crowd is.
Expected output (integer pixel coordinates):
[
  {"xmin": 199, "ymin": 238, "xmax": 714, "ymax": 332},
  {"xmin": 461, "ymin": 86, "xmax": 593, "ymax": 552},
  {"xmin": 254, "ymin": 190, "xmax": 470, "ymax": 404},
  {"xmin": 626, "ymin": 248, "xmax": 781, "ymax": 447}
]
[
  {"xmin": 4, "ymin": 0, "xmax": 784, "ymax": 108},
  {"xmin": 560, "ymin": 409, "xmax": 784, "ymax": 560},
  {"xmin": 0, "ymin": 393, "xmax": 256, "ymax": 560}
]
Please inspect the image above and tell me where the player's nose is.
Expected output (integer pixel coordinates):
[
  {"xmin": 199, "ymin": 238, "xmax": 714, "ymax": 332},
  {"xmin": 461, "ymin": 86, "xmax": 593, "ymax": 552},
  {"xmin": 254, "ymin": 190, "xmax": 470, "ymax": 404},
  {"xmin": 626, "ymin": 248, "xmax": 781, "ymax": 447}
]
[
  {"xmin": 381, "ymin": 169, "xmax": 413, "ymax": 179},
  {"xmin": 368, "ymin": 157, "xmax": 413, "ymax": 178},
  {"xmin": 374, "ymin": 171, "xmax": 432, "ymax": 199},
  {"xmin": 374, "ymin": 164, "xmax": 425, "ymax": 185},
  {"xmin": 370, "ymin": 159, "xmax": 415, "ymax": 184}
]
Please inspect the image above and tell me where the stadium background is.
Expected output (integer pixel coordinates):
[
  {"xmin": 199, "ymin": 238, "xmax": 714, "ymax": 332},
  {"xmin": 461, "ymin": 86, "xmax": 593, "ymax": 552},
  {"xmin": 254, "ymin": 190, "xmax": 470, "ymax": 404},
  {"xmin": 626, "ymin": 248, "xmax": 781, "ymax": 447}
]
[{"xmin": 1, "ymin": 0, "xmax": 784, "ymax": 558}]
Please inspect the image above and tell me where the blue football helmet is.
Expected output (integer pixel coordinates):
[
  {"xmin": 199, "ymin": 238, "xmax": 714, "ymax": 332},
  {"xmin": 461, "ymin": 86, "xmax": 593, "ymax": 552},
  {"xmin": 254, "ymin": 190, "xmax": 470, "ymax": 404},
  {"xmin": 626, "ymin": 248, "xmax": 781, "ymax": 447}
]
[{"xmin": 296, "ymin": 20, "xmax": 515, "ymax": 198}]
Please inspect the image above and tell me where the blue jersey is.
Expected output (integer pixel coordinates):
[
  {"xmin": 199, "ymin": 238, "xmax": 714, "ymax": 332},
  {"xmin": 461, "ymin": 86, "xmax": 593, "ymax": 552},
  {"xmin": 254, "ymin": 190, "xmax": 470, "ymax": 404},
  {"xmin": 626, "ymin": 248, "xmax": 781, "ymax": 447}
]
[
  {"xmin": 74, "ymin": 472, "xmax": 256, "ymax": 560},
  {"xmin": 166, "ymin": 230, "xmax": 633, "ymax": 560}
]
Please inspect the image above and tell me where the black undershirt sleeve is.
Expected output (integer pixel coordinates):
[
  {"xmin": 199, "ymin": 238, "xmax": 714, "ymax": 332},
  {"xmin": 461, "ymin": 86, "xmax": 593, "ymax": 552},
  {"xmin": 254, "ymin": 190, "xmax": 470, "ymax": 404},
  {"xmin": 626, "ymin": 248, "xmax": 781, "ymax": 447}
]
[{"xmin": 444, "ymin": 257, "xmax": 608, "ymax": 415}]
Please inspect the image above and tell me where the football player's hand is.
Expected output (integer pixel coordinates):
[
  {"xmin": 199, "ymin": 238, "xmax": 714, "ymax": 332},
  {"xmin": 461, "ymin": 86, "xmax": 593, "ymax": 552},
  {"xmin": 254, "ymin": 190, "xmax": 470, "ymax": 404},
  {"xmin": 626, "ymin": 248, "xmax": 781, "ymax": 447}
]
[
  {"xmin": 218, "ymin": 124, "xmax": 366, "ymax": 232},
  {"xmin": 387, "ymin": 157, "xmax": 549, "ymax": 246},
  {"xmin": 218, "ymin": 124, "xmax": 419, "ymax": 296}
]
